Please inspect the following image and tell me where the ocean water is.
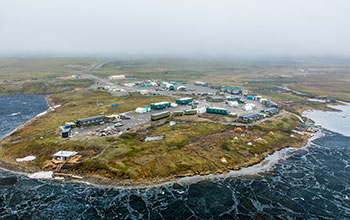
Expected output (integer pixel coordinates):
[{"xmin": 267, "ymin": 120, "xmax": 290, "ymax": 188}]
[
  {"xmin": 0, "ymin": 95, "xmax": 49, "ymax": 139},
  {"xmin": 0, "ymin": 95, "xmax": 350, "ymax": 219}
]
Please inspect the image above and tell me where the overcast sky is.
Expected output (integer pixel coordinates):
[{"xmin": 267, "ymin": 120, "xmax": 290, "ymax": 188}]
[{"xmin": 1, "ymin": 0, "xmax": 349, "ymax": 57}]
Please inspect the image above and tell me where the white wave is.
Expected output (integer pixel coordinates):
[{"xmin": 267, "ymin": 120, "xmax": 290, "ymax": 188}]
[
  {"xmin": 36, "ymin": 111, "xmax": 48, "ymax": 117},
  {"xmin": 10, "ymin": 112, "xmax": 21, "ymax": 116},
  {"xmin": 28, "ymin": 171, "xmax": 53, "ymax": 179}
]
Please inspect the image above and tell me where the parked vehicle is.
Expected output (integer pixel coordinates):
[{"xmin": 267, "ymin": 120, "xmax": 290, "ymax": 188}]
[{"xmin": 114, "ymin": 123, "xmax": 123, "ymax": 127}]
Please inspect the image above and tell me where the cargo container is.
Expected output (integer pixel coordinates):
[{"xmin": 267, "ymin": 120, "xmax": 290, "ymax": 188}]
[
  {"xmin": 173, "ymin": 111, "xmax": 184, "ymax": 116},
  {"xmin": 194, "ymin": 81, "xmax": 209, "ymax": 87},
  {"xmin": 206, "ymin": 107, "xmax": 229, "ymax": 115},
  {"xmin": 151, "ymin": 111, "xmax": 171, "ymax": 121},
  {"xmin": 207, "ymin": 96, "xmax": 224, "ymax": 102},
  {"xmin": 176, "ymin": 97, "xmax": 193, "ymax": 104},
  {"xmin": 150, "ymin": 101, "xmax": 171, "ymax": 110},
  {"xmin": 184, "ymin": 109, "xmax": 197, "ymax": 115}
]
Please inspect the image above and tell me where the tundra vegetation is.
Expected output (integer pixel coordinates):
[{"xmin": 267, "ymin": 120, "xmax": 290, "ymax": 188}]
[{"xmin": 0, "ymin": 57, "xmax": 348, "ymax": 184}]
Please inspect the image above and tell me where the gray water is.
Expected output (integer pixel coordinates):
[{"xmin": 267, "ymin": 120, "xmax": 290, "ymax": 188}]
[{"xmin": 0, "ymin": 95, "xmax": 350, "ymax": 219}]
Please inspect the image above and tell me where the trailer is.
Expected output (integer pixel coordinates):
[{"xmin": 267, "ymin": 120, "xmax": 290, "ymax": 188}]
[
  {"xmin": 207, "ymin": 96, "xmax": 224, "ymax": 102},
  {"xmin": 194, "ymin": 81, "xmax": 209, "ymax": 87},
  {"xmin": 150, "ymin": 101, "xmax": 171, "ymax": 110},
  {"xmin": 75, "ymin": 115, "xmax": 108, "ymax": 127},
  {"xmin": 176, "ymin": 97, "xmax": 193, "ymax": 104},
  {"xmin": 151, "ymin": 111, "xmax": 171, "ymax": 121},
  {"xmin": 261, "ymin": 107, "xmax": 280, "ymax": 116},
  {"xmin": 184, "ymin": 109, "xmax": 197, "ymax": 115},
  {"xmin": 173, "ymin": 111, "xmax": 184, "ymax": 116},
  {"xmin": 206, "ymin": 107, "xmax": 229, "ymax": 115},
  {"xmin": 238, "ymin": 113, "xmax": 264, "ymax": 123}
]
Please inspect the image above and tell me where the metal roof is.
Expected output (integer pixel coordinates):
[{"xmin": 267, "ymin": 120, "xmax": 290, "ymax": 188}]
[
  {"xmin": 178, "ymin": 97, "xmax": 192, "ymax": 101},
  {"xmin": 76, "ymin": 115, "xmax": 106, "ymax": 123},
  {"xmin": 151, "ymin": 111, "xmax": 170, "ymax": 116},
  {"xmin": 263, "ymin": 108, "xmax": 279, "ymax": 113},
  {"xmin": 53, "ymin": 151, "xmax": 77, "ymax": 157},
  {"xmin": 241, "ymin": 113, "xmax": 263, "ymax": 119},
  {"xmin": 207, "ymin": 107, "xmax": 227, "ymax": 111},
  {"xmin": 211, "ymin": 96, "xmax": 223, "ymax": 99},
  {"xmin": 152, "ymin": 101, "xmax": 170, "ymax": 105}
]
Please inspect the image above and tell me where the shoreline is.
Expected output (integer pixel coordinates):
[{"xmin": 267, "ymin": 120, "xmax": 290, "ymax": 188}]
[
  {"xmin": 0, "ymin": 95, "xmax": 51, "ymax": 141},
  {"xmin": 0, "ymin": 94, "xmax": 331, "ymax": 189},
  {"xmin": 74, "ymin": 133, "xmax": 316, "ymax": 189},
  {"xmin": 0, "ymin": 129, "xmax": 318, "ymax": 189}
]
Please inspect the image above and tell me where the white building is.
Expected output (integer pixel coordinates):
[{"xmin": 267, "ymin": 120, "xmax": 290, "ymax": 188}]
[{"xmin": 109, "ymin": 75, "xmax": 125, "ymax": 80}]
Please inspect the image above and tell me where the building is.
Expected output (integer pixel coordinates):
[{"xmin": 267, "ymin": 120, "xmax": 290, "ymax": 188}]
[
  {"xmin": 263, "ymin": 100, "xmax": 280, "ymax": 108},
  {"xmin": 238, "ymin": 113, "xmax": 264, "ymax": 123},
  {"xmin": 176, "ymin": 86, "xmax": 187, "ymax": 91},
  {"xmin": 150, "ymin": 102, "xmax": 171, "ymax": 110},
  {"xmin": 109, "ymin": 75, "xmax": 125, "ymax": 80},
  {"xmin": 173, "ymin": 111, "xmax": 184, "ymax": 116},
  {"xmin": 176, "ymin": 97, "xmax": 193, "ymax": 104},
  {"xmin": 52, "ymin": 150, "xmax": 79, "ymax": 164},
  {"xmin": 194, "ymin": 81, "xmax": 209, "ymax": 87},
  {"xmin": 151, "ymin": 111, "xmax": 171, "ymax": 121},
  {"xmin": 184, "ymin": 109, "xmax": 197, "ymax": 115},
  {"xmin": 210, "ymin": 85, "xmax": 222, "ymax": 90},
  {"xmin": 207, "ymin": 96, "xmax": 224, "ymax": 102},
  {"xmin": 261, "ymin": 107, "xmax": 279, "ymax": 116},
  {"xmin": 221, "ymin": 86, "xmax": 242, "ymax": 95},
  {"xmin": 206, "ymin": 107, "xmax": 229, "ymax": 115},
  {"xmin": 75, "ymin": 115, "xmax": 108, "ymax": 127},
  {"xmin": 161, "ymin": 83, "xmax": 174, "ymax": 90}
]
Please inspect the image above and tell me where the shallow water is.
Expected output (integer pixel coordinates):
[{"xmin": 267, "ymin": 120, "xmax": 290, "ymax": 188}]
[
  {"xmin": 303, "ymin": 103, "xmax": 350, "ymax": 137},
  {"xmin": 1, "ymin": 95, "xmax": 350, "ymax": 219}
]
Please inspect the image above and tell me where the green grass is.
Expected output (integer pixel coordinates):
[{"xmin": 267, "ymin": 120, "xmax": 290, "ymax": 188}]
[
  {"xmin": 0, "ymin": 79, "xmax": 95, "ymax": 95},
  {"xmin": 0, "ymin": 57, "xmax": 102, "ymax": 80},
  {"xmin": 73, "ymin": 114, "xmax": 304, "ymax": 181}
]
